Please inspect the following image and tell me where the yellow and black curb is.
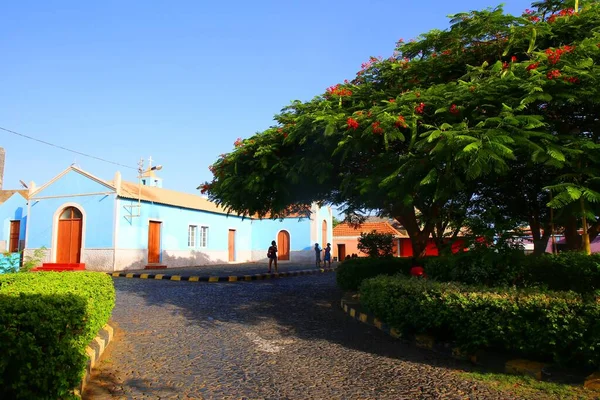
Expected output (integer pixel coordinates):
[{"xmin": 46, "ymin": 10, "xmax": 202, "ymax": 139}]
[
  {"xmin": 74, "ymin": 323, "xmax": 114, "ymax": 397},
  {"xmin": 109, "ymin": 267, "xmax": 337, "ymax": 283},
  {"xmin": 340, "ymin": 297, "xmax": 599, "ymax": 388}
]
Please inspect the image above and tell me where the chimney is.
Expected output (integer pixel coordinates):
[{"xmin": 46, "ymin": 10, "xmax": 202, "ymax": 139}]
[
  {"xmin": 0, "ymin": 147, "xmax": 5, "ymax": 190},
  {"xmin": 28, "ymin": 181, "xmax": 36, "ymax": 198}
]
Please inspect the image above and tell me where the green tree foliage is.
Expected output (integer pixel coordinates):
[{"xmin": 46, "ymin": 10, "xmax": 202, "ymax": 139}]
[
  {"xmin": 357, "ymin": 230, "xmax": 395, "ymax": 257},
  {"xmin": 203, "ymin": 0, "xmax": 600, "ymax": 255}
]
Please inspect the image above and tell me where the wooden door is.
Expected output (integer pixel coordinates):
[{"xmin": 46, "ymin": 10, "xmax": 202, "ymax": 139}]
[
  {"xmin": 148, "ymin": 221, "xmax": 162, "ymax": 264},
  {"xmin": 277, "ymin": 230, "xmax": 290, "ymax": 261},
  {"xmin": 9, "ymin": 221, "xmax": 20, "ymax": 253},
  {"xmin": 228, "ymin": 229, "xmax": 235, "ymax": 261},
  {"xmin": 322, "ymin": 220, "xmax": 328, "ymax": 248},
  {"xmin": 57, "ymin": 207, "xmax": 83, "ymax": 263},
  {"xmin": 337, "ymin": 244, "xmax": 346, "ymax": 262}
]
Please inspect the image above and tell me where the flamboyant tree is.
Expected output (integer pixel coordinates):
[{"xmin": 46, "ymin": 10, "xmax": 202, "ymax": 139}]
[{"xmin": 202, "ymin": 0, "xmax": 600, "ymax": 256}]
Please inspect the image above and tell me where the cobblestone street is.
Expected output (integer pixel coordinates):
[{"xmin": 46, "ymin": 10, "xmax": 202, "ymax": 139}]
[{"xmin": 85, "ymin": 272, "xmax": 523, "ymax": 399}]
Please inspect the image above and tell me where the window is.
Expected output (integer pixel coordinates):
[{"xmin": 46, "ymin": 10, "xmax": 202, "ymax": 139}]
[
  {"xmin": 188, "ymin": 225, "xmax": 197, "ymax": 247},
  {"xmin": 199, "ymin": 226, "xmax": 208, "ymax": 248}
]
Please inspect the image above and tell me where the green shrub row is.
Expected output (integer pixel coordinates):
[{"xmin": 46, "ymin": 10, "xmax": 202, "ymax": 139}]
[
  {"xmin": 336, "ymin": 257, "xmax": 415, "ymax": 290},
  {"xmin": 360, "ymin": 275, "xmax": 600, "ymax": 368},
  {"xmin": 0, "ymin": 272, "xmax": 116, "ymax": 399},
  {"xmin": 425, "ymin": 249, "xmax": 600, "ymax": 293}
]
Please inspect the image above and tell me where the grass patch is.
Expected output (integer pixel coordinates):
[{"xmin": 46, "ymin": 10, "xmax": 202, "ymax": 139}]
[{"xmin": 459, "ymin": 371, "xmax": 600, "ymax": 400}]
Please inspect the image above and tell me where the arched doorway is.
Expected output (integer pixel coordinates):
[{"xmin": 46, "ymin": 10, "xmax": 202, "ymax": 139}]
[
  {"xmin": 322, "ymin": 220, "xmax": 328, "ymax": 248},
  {"xmin": 57, "ymin": 206, "xmax": 83, "ymax": 264},
  {"xmin": 277, "ymin": 230, "xmax": 290, "ymax": 261}
]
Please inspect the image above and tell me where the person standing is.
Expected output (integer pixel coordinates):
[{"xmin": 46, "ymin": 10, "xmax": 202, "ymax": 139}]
[
  {"xmin": 323, "ymin": 243, "xmax": 332, "ymax": 268},
  {"xmin": 314, "ymin": 243, "xmax": 322, "ymax": 268},
  {"xmin": 267, "ymin": 240, "xmax": 278, "ymax": 273}
]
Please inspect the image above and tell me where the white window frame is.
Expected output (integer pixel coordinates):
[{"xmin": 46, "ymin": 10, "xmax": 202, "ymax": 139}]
[
  {"xmin": 188, "ymin": 225, "xmax": 197, "ymax": 248},
  {"xmin": 199, "ymin": 226, "xmax": 208, "ymax": 248}
]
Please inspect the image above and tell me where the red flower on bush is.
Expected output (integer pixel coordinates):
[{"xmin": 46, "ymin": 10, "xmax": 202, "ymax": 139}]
[
  {"xmin": 326, "ymin": 84, "xmax": 352, "ymax": 97},
  {"xmin": 389, "ymin": 99, "xmax": 395, "ymax": 103},
  {"xmin": 372, "ymin": 121, "xmax": 384, "ymax": 134},
  {"xmin": 529, "ymin": 15, "xmax": 540, "ymax": 22},
  {"xmin": 511, "ymin": 56, "xmax": 517, "ymax": 62},
  {"xmin": 347, "ymin": 117, "xmax": 359, "ymax": 130},
  {"xmin": 234, "ymin": 138, "xmax": 244, "ymax": 147},
  {"xmin": 394, "ymin": 115, "xmax": 407, "ymax": 128},
  {"xmin": 415, "ymin": 102, "xmax": 425, "ymax": 114},
  {"xmin": 200, "ymin": 183, "xmax": 211, "ymax": 194},
  {"xmin": 547, "ymin": 69, "xmax": 561, "ymax": 80},
  {"xmin": 563, "ymin": 76, "xmax": 580, "ymax": 84},
  {"xmin": 526, "ymin": 62, "xmax": 540, "ymax": 71},
  {"xmin": 449, "ymin": 104, "xmax": 460, "ymax": 115}
]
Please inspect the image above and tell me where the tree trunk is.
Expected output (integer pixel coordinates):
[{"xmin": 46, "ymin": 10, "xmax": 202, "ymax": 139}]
[
  {"xmin": 393, "ymin": 206, "xmax": 433, "ymax": 258},
  {"xmin": 564, "ymin": 216, "xmax": 582, "ymax": 251}
]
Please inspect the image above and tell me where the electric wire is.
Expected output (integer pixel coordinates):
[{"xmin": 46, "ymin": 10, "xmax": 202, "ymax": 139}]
[{"xmin": 0, "ymin": 125, "xmax": 137, "ymax": 170}]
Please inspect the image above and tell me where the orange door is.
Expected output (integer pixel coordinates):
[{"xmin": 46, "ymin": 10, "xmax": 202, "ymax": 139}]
[
  {"xmin": 337, "ymin": 244, "xmax": 346, "ymax": 261},
  {"xmin": 277, "ymin": 230, "xmax": 290, "ymax": 261},
  {"xmin": 9, "ymin": 221, "xmax": 20, "ymax": 253},
  {"xmin": 322, "ymin": 220, "xmax": 328, "ymax": 248},
  {"xmin": 228, "ymin": 229, "xmax": 235, "ymax": 261},
  {"xmin": 57, "ymin": 219, "xmax": 82, "ymax": 263},
  {"xmin": 148, "ymin": 221, "xmax": 161, "ymax": 264}
]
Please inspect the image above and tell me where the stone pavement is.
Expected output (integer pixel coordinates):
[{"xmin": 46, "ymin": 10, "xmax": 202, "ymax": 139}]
[
  {"xmin": 129, "ymin": 262, "xmax": 329, "ymax": 277},
  {"xmin": 85, "ymin": 273, "xmax": 526, "ymax": 399}
]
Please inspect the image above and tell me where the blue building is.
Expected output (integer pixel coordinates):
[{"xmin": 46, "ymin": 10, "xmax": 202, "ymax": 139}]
[
  {"xmin": 22, "ymin": 164, "xmax": 333, "ymax": 271},
  {"xmin": 0, "ymin": 190, "xmax": 28, "ymax": 271}
]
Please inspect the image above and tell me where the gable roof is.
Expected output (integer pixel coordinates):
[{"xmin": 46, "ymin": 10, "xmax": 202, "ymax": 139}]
[
  {"xmin": 30, "ymin": 165, "xmax": 116, "ymax": 198},
  {"xmin": 0, "ymin": 190, "xmax": 28, "ymax": 204},
  {"xmin": 333, "ymin": 221, "xmax": 408, "ymax": 238}
]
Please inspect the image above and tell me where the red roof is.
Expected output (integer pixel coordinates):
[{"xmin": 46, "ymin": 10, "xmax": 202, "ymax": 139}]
[{"xmin": 333, "ymin": 221, "xmax": 407, "ymax": 237}]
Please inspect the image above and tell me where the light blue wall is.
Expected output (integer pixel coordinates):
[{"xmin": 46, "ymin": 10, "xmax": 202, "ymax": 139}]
[
  {"xmin": 116, "ymin": 198, "xmax": 253, "ymax": 252},
  {"xmin": 315, "ymin": 205, "xmax": 333, "ymax": 247},
  {"xmin": 251, "ymin": 217, "xmax": 312, "ymax": 251},
  {"xmin": 27, "ymin": 169, "xmax": 115, "ymax": 248},
  {"xmin": 0, "ymin": 193, "xmax": 27, "ymax": 248}
]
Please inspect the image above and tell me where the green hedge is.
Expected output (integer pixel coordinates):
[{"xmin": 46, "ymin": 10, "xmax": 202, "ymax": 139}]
[
  {"xmin": 360, "ymin": 275, "xmax": 600, "ymax": 368},
  {"xmin": 336, "ymin": 256, "xmax": 416, "ymax": 291},
  {"xmin": 0, "ymin": 272, "xmax": 115, "ymax": 399},
  {"xmin": 424, "ymin": 250, "xmax": 600, "ymax": 293}
]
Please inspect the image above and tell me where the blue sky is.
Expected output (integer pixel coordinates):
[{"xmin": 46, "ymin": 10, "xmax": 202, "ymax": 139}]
[{"xmin": 1, "ymin": 0, "xmax": 533, "ymax": 199}]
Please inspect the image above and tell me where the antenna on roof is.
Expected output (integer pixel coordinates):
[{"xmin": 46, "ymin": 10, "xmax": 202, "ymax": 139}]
[{"xmin": 19, "ymin": 180, "xmax": 28, "ymax": 189}]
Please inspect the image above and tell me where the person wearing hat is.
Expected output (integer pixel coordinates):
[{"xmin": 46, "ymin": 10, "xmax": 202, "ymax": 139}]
[{"xmin": 323, "ymin": 243, "xmax": 332, "ymax": 268}]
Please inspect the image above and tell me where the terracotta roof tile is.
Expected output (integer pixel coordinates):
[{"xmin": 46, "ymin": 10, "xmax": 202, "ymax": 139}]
[
  {"xmin": 117, "ymin": 181, "xmax": 227, "ymax": 215},
  {"xmin": 333, "ymin": 221, "xmax": 408, "ymax": 237}
]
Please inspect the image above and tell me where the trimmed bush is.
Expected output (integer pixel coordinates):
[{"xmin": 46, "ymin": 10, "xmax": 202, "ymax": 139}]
[
  {"xmin": 0, "ymin": 272, "xmax": 115, "ymax": 399},
  {"xmin": 336, "ymin": 256, "xmax": 415, "ymax": 291},
  {"xmin": 424, "ymin": 250, "xmax": 600, "ymax": 294},
  {"xmin": 360, "ymin": 275, "xmax": 600, "ymax": 368}
]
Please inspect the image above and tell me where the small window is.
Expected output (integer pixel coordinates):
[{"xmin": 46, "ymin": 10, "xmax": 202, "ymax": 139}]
[
  {"xmin": 188, "ymin": 225, "xmax": 197, "ymax": 247},
  {"xmin": 59, "ymin": 207, "xmax": 82, "ymax": 220},
  {"xmin": 199, "ymin": 226, "xmax": 208, "ymax": 248}
]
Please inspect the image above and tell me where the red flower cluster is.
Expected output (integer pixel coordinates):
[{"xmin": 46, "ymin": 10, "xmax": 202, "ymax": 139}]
[
  {"xmin": 347, "ymin": 117, "xmax": 359, "ymax": 130},
  {"xmin": 372, "ymin": 121, "xmax": 384, "ymax": 135},
  {"xmin": 389, "ymin": 99, "xmax": 396, "ymax": 103},
  {"xmin": 442, "ymin": 49, "xmax": 452, "ymax": 56},
  {"xmin": 563, "ymin": 76, "xmax": 580, "ymax": 84},
  {"xmin": 547, "ymin": 69, "xmax": 561, "ymax": 80},
  {"xmin": 234, "ymin": 138, "xmax": 244, "ymax": 147},
  {"xmin": 326, "ymin": 84, "xmax": 352, "ymax": 97},
  {"xmin": 529, "ymin": 15, "xmax": 540, "ymax": 22},
  {"xmin": 545, "ymin": 45, "xmax": 574, "ymax": 64},
  {"xmin": 200, "ymin": 183, "xmax": 211, "ymax": 194},
  {"xmin": 394, "ymin": 115, "xmax": 407, "ymax": 128},
  {"xmin": 449, "ymin": 104, "xmax": 460, "ymax": 115},
  {"xmin": 502, "ymin": 61, "xmax": 509, "ymax": 69},
  {"xmin": 415, "ymin": 102, "xmax": 425, "ymax": 114},
  {"xmin": 511, "ymin": 56, "xmax": 517, "ymax": 62},
  {"xmin": 547, "ymin": 9, "xmax": 575, "ymax": 23},
  {"xmin": 526, "ymin": 62, "xmax": 540, "ymax": 71}
]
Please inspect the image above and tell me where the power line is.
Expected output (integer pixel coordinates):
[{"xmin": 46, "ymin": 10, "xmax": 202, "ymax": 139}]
[{"xmin": 0, "ymin": 125, "xmax": 137, "ymax": 170}]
